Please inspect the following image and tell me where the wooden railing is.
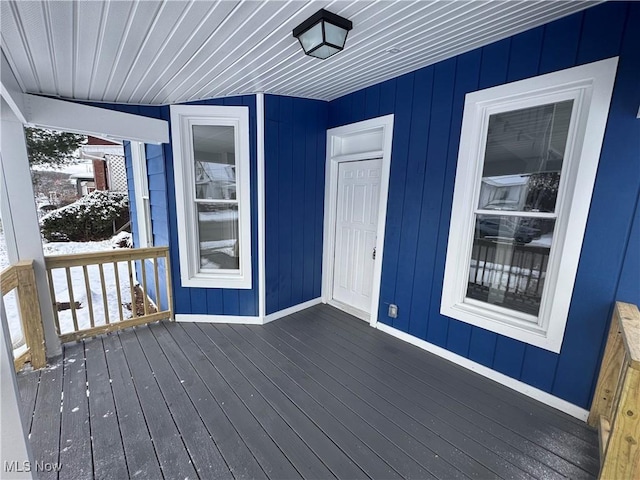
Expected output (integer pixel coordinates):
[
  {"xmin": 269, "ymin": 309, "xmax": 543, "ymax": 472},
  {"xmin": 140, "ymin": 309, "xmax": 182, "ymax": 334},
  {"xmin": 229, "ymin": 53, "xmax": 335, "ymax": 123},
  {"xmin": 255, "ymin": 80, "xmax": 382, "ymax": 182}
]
[
  {"xmin": 589, "ymin": 302, "xmax": 639, "ymax": 479},
  {"xmin": 45, "ymin": 247, "xmax": 173, "ymax": 343},
  {"xmin": 0, "ymin": 260, "xmax": 46, "ymax": 371}
]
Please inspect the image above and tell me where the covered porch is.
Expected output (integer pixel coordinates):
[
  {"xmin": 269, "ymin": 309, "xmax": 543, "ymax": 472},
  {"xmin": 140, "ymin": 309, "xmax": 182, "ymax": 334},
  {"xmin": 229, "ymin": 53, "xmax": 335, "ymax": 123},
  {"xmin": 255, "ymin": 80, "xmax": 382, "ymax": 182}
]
[{"xmin": 18, "ymin": 304, "xmax": 599, "ymax": 480}]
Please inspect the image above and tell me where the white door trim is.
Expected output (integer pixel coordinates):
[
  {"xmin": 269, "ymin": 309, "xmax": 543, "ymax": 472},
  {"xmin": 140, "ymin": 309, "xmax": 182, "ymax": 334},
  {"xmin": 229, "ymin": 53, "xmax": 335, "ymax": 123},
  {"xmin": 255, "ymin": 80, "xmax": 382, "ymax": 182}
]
[{"xmin": 322, "ymin": 114, "xmax": 394, "ymax": 327}]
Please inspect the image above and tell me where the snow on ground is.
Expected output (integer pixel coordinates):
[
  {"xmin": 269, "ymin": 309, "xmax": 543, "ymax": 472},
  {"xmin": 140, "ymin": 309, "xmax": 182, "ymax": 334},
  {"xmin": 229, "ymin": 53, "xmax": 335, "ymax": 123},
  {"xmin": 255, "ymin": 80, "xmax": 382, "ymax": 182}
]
[{"xmin": 1, "ymin": 228, "xmax": 136, "ymax": 353}]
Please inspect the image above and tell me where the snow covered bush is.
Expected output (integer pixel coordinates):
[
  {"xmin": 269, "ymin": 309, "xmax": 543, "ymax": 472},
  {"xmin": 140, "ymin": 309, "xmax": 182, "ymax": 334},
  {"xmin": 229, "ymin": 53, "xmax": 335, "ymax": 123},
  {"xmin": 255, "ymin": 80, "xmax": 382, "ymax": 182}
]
[{"xmin": 40, "ymin": 191, "xmax": 129, "ymax": 242}]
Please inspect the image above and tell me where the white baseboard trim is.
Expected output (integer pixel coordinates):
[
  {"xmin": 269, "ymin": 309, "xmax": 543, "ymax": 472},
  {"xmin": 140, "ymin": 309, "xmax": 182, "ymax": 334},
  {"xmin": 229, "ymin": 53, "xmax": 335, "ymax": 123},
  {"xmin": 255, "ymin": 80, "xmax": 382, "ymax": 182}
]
[
  {"xmin": 175, "ymin": 314, "xmax": 262, "ymax": 325},
  {"xmin": 263, "ymin": 298, "xmax": 322, "ymax": 324},
  {"xmin": 376, "ymin": 323, "xmax": 589, "ymax": 421}
]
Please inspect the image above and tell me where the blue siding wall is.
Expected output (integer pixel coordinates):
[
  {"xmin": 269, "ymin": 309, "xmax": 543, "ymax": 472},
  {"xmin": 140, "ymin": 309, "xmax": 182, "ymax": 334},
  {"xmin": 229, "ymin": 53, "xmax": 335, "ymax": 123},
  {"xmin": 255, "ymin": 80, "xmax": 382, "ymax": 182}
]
[
  {"xmin": 264, "ymin": 95, "xmax": 328, "ymax": 315},
  {"xmin": 328, "ymin": 2, "xmax": 639, "ymax": 409}
]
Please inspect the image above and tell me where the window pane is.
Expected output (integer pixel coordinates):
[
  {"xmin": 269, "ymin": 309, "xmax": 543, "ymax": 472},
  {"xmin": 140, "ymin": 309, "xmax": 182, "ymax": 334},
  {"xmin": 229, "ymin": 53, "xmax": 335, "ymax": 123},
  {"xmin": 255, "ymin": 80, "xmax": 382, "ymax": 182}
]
[
  {"xmin": 467, "ymin": 216, "xmax": 555, "ymax": 316},
  {"xmin": 193, "ymin": 125, "xmax": 236, "ymax": 200},
  {"xmin": 198, "ymin": 204, "xmax": 239, "ymax": 271},
  {"xmin": 478, "ymin": 100, "xmax": 572, "ymax": 213}
]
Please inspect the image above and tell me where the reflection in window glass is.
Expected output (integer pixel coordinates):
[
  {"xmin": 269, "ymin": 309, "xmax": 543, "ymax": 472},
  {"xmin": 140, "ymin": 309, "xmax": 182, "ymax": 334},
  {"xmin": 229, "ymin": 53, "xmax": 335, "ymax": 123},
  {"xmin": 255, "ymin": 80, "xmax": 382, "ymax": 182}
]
[
  {"xmin": 467, "ymin": 216, "xmax": 556, "ymax": 316},
  {"xmin": 193, "ymin": 125, "xmax": 236, "ymax": 200},
  {"xmin": 198, "ymin": 204, "xmax": 239, "ymax": 271},
  {"xmin": 478, "ymin": 100, "xmax": 572, "ymax": 213}
]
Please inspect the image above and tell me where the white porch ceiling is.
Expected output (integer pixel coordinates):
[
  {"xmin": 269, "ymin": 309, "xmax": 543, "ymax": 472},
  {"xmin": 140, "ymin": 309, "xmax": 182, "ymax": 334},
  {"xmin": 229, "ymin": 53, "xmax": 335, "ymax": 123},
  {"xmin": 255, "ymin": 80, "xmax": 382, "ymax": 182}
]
[{"xmin": 1, "ymin": 0, "xmax": 599, "ymax": 105}]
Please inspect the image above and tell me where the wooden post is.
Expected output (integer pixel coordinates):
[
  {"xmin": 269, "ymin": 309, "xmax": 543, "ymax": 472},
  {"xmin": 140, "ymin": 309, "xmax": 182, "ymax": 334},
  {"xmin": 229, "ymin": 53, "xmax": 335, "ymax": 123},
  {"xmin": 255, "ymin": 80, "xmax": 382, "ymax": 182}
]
[
  {"xmin": 599, "ymin": 366, "xmax": 639, "ymax": 479},
  {"xmin": 15, "ymin": 261, "xmax": 46, "ymax": 369},
  {"xmin": 589, "ymin": 315, "xmax": 625, "ymax": 426}
]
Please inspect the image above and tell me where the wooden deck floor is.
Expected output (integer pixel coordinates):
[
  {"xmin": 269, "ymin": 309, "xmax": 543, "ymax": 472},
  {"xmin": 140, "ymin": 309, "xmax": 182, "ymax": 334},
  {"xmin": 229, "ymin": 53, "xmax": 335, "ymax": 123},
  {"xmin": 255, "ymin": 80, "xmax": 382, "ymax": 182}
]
[{"xmin": 17, "ymin": 304, "xmax": 599, "ymax": 479}]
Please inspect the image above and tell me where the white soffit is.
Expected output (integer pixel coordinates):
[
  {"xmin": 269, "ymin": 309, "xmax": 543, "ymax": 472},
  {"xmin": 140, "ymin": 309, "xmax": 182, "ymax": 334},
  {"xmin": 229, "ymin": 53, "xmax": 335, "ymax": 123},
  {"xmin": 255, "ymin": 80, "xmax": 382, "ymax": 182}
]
[{"xmin": 1, "ymin": 0, "xmax": 600, "ymax": 105}]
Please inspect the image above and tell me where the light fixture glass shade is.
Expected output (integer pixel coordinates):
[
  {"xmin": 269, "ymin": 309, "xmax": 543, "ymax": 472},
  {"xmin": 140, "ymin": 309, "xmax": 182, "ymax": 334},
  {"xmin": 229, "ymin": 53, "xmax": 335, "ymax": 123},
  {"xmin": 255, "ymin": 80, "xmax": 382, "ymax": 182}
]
[{"xmin": 293, "ymin": 9, "xmax": 353, "ymax": 60}]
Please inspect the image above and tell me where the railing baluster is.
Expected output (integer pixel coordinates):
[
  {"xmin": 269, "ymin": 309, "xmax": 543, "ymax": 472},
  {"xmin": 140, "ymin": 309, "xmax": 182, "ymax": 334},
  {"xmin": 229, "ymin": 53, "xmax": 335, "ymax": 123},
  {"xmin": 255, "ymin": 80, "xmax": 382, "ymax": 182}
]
[
  {"xmin": 113, "ymin": 261, "xmax": 124, "ymax": 322},
  {"xmin": 98, "ymin": 263, "xmax": 109, "ymax": 324},
  {"xmin": 153, "ymin": 257, "xmax": 160, "ymax": 312},
  {"xmin": 46, "ymin": 268, "xmax": 61, "ymax": 334},
  {"xmin": 82, "ymin": 265, "xmax": 95, "ymax": 328},
  {"xmin": 65, "ymin": 267, "xmax": 79, "ymax": 333},
  {"xmin": 525, "ymin": 251, "xmax": 536, "ymax": 294},
  {"xmin": 165, "ymin": 251, "xmax": 174, "ymax": 320},
  {"xmin": 141, "ymin": 260, "xmax": 149, "ymax": 316},
  {"xmin": 127, "ymin": 260, "xmax": 137, "ymax": 318}
]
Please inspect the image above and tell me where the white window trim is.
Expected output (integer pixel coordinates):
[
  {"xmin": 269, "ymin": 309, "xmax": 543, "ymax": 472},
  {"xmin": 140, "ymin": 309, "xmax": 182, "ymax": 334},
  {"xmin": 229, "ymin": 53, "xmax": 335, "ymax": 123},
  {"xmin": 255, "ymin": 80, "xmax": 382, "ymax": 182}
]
[
  {"xmin": 130, "ymin": 141, "xmax": 153, "ymax": 248},
  {"xmin": 170, "ymin": 105, "xmax": 252, "ymax": 289},
  {"xmin": 441, "ymin": 57, "xmax": 618, "ymax": 353}
]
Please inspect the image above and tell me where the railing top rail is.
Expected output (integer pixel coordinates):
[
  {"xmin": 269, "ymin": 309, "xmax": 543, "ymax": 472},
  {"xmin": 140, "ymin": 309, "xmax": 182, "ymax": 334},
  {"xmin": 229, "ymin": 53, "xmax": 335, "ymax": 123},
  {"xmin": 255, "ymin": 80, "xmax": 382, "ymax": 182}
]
[
  {"xmin": 615, "ymin": 301, "xmax": 640, "ymax": 370},
  {"xmin": 1, "ymin": 260, "xmax": 37, "ymax": 295},
  {"xmin": 45, "ymin": 246, "xmax": 169, "ymax": 269}
]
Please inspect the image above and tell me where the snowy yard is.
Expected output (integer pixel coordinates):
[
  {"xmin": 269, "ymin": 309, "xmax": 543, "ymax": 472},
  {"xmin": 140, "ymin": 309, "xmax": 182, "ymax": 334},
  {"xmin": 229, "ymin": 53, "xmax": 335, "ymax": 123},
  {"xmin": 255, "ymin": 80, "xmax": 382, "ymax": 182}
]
[{"xmin": 1, "ymin": 227, "xmax": 137, "ymax": 354}]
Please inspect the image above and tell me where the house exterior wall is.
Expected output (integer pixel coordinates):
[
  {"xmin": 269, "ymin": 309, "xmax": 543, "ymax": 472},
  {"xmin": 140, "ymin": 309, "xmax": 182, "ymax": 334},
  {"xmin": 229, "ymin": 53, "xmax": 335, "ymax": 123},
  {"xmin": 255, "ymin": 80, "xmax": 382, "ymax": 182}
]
[
  {"xmin": 264, "ymin": 95, "xmax": 328, "ymax": 315},
  {"xmin": 328, "ymin": 1, "xmax": 639, "ymax": 409}
]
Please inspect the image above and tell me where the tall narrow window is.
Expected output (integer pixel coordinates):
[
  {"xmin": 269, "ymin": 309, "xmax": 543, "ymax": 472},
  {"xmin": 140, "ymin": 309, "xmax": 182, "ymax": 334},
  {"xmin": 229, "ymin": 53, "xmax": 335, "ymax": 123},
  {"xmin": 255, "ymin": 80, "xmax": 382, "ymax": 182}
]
[
  {"xmin": 442, "ymin": 58, "xmax": 617, "ymax": 352},
  {"xmin": 131, "ymin": 141, "xmax": 153, "ymax": 247},
  {"xmin": 171, "ymin": 106, "xmax": 251, "ymax": 289}
]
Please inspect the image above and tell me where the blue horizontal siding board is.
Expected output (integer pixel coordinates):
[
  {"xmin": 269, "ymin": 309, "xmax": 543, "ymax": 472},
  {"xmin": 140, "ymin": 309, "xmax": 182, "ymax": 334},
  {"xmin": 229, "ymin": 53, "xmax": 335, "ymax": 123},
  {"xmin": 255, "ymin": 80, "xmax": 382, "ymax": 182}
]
[
  {"xmin": 290, "ymin": 100, "xmax": 306, "ymax": 306},
  {"xmin": 190, "ymin": 287, "xmax": 207, "ymax": 315},
  {"xmin": 364, "ymin": 84, "xmax": 381, "ymax": 119},
  {"xmin": 378, "ymin": 78, "xmax": 396, "ymax": 117},
  {"xmin": 468, "ymin": 328, "xmax": 497, "ymax": 368},
  {"xmin": 507, "ymin": 28, "xmax": 543, "ymax": 81},
  {"xmin": 278, "ymin": 97, "xmax": 293, "ymax": 311},
  {"xmin": 223, "ymin": 289, "xmax": 240, "ymax": 316},
  {"xmin": 447, "ymin": 320, "xmax": 472, "ymax": 357},
  {"xmin": 577, "ymin": 2, "xmax": 627, "ymax": 65},
  {"xmin": 616, "ymin": 193, "xmax": 640, "ymax": 305},
  {"xmin": 377, "ymin": 73, "xmax": 413, "ymax": 329},
  {"xmin": 395, "ymin": 68, "xmax": 431, "ymax": 336},
  {"xmin": 553, "ymin": 3, "xmax": 639, "ymax": 407},
  {"xmin": 265, "ymin": 114, "xmax": 280, "ymax": 314},
  {"xmin": 313, "ymin": 102, "xmax": 327, "ymax": 299},
  {"xmin": 413, "ymin": 60, "xmax": 455, "ymax": 345},
  {"xmin": 302, "ymin": 107, "xmax": 318, "ymax": 302},
  {"xmin": 492, "ymin": 337, "xmax": 526, "ymax": 379},
  {"xmin": 478, "ymin": 39, "xmax": 511, "ymax": 89},
  {"xmin": 207, "ymin": 289, "xmax": 223, "ymax": 315},
  {"xmin": 439, "ymin": 51, "xmax": 481, "ymax": 354},
  {"xmin": 520, "ymin": 346, "xmax": 559, "ymax": 392},
  {"xmin": 539, "ymin": 13, "xmax": 582, "ymax": 74}
]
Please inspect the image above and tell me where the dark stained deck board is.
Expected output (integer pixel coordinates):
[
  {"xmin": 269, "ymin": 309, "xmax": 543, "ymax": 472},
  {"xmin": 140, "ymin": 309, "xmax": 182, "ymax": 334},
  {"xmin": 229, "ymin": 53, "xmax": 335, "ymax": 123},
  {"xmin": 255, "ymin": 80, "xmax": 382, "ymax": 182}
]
[
  {"xmin": 133, "ymin": 326, "xmax": 233, "ymax": 479},
  {"xmin": 102, "ymin": 334, "xmax": 162, "ymax": 480},
  {"xmin": 304, "ymin": 305, "xmax": 600, "ymax": 477},
  {"xmin": 29, "ymin": 359, "xmax": 62, "ymax": 480},
  {"xmin": 276, "ymin": 312, "xmax": 579, "ymax": 479},
  {"xmin": 18, "ymin": 304, "xmax": 599, "ymax": 480},
  {"xmin": 261, "ymin": 320, "xmax": 550, "ymax": 480},
  {"xmin": 17, "ymin": 368, "xmax": 39, "ymax": 432},
  {"xmin": 223, "ymin": 323, "xmax": 469, "ymax": 479},
  {"xmin": 321, "ymin": 305, "xmax": 599, "ymax": 446},
  {"xmin": 167, "ymin": 322, "xmax": 302, "ymax": 480},
  {"xmin": 117, "ymin": 327, "xmax": 199, "ymax": 480},
  {"xmin": 186, "ymin": 322, "xmax": 373, "ymax": 480},
  {"xmin": 147, "ymin": 322, "xmax": 268, "ymax": 480},
  {"xmin": 182, "ymin": 322, "xmax": 337, "ymax": 480},
  {"xmin": 84, "ymin": 337, "xmax": 128, "ymax": 480},
  {"xmin": 59, "ymin": 342, "xmax": 92, "ymax": 480}
]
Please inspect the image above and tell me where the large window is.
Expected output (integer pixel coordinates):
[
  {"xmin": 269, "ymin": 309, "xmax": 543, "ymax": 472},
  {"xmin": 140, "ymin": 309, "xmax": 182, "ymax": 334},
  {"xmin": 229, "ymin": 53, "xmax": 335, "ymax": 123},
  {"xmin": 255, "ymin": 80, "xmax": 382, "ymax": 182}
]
[
  {"xmin": 441, "ymin": 58, "xmax": 617, "ymax": 352},
  {"xmin": 171, "ymin": 105, "xmax": 252, "ymax": 289}
]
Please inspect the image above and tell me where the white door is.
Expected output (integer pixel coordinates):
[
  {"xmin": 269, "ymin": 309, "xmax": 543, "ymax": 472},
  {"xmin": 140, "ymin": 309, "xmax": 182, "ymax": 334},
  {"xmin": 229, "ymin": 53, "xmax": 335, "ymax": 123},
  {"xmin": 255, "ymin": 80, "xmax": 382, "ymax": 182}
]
[{"xmin": 332, "ymin": 158, "xmax": 382, "ymax": 315}]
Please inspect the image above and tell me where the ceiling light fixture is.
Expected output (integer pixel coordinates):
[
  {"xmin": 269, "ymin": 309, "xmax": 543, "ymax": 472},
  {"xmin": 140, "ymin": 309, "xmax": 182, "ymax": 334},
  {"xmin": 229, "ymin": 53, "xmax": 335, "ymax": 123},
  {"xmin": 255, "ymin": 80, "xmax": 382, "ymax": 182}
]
[{"xmin": 292, "ymin": 9, "xmax": 353, "ymax": 60}]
